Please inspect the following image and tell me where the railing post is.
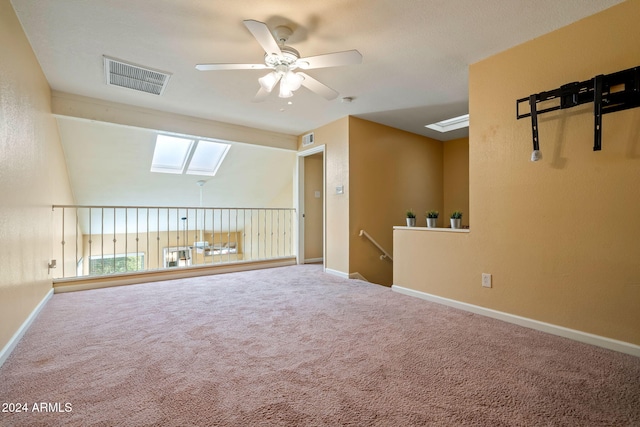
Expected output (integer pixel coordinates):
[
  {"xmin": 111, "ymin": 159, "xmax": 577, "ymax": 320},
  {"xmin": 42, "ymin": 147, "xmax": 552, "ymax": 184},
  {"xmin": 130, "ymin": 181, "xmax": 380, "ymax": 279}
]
[{"xmin": 61, "ymin": 207, "xmax": 66, "ymax": 277}]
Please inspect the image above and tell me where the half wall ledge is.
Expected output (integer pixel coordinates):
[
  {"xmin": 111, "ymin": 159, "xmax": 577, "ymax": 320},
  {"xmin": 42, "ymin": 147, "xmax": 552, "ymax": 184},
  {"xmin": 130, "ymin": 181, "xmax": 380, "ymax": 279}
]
[{"xmin": 393, "ymin": 226, "xmax": 470, "ymax": 233}]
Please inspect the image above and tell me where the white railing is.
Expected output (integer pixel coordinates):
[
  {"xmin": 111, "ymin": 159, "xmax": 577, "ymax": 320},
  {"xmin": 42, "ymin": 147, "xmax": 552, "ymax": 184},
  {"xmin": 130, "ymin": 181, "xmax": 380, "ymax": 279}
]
[
  {"xmin": 359, "ymin": 229, "xmax": 393, "ymax": 261},
  {"xmin": 51, "ymin": 205, "xmax": 295, "ymax": 279}
]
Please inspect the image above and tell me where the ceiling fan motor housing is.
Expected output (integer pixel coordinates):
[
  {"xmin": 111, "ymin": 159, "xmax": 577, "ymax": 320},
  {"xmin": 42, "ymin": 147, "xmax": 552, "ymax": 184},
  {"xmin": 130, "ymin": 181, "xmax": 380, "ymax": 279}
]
[
  {"xmin": 273, "ymin": 25, "xmax": 293, "ymax": 44},
  {"xmin": 265, "ymin": 45, "xmax": 300, "ymax": 69}
]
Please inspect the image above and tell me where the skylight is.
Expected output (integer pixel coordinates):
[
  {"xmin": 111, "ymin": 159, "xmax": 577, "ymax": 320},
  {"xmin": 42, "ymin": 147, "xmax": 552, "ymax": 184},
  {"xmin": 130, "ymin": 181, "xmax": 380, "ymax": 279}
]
[
  {"xmin": 151, "ymin": 135, "xmax": 194, "ymax": 174},
  {"xmin": 151, "ymin": 134, "xmax": 230, "ymax": 176},
  {"xmin": 186, "ymin": 140, "xmax": 230, "ymax": 176},
  {"xmin": 425, "ymin": 114, "xmax": 469, "ymax": 133}
]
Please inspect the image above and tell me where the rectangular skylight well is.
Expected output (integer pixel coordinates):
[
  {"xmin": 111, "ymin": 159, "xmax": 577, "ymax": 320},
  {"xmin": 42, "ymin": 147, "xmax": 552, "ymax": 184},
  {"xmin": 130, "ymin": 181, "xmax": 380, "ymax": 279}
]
[
  {"xmin": 151, "ymin": 135, "xmax": 194, "ymax": 174},
  {"xmin": 425, "ymin": 114, "xmax": 469, "ymax": 132},
  {"xmin": 151, "ymin": 134, "xmax": 230, "ymax": 176},
  {"xmin": 186, "ymin": 140, "xmax": 231, "ymax": 176}
]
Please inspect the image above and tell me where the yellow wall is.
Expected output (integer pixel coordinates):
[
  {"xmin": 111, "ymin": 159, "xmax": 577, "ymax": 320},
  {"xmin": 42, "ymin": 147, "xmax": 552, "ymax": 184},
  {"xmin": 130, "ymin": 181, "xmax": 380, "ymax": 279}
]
[
  {"xmin": 395, "ymin": 1, "xmax": 640, "ymax": 345},
  {"xmin": 299, "ymin": 116, "xmax": 459, "ymax": 285},
  {"xmin": 349, "ymin": 117, "xmax": 443, "ymax": 285},
  {"xmin": 0, "ymin": 0, "xmax": 75, "ymax": 350},
  {"xmin": 443, "ymin": 137, "xmax": 469, "ymax": 227},
  {"xmin": 304, "ymin": 153, "xmax": 324, "ymax": 260}
]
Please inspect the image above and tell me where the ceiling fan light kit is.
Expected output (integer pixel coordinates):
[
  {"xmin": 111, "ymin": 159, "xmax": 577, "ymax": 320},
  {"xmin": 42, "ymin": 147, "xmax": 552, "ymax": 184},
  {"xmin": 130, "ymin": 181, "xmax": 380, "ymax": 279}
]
[
  {"xmin": 196, "ymin": 19, "xmax": 362, "ymax": 101},
  {"xmin": 258, "ymin": 71, "xmax": 280, "ymax": 92}
]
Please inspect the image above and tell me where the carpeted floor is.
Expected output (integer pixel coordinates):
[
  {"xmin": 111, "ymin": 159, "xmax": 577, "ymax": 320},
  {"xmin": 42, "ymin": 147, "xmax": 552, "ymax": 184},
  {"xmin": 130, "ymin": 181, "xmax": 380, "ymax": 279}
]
[{"xmin": 1, "ymin": 264, "xmax": 639, "ymax": 426}]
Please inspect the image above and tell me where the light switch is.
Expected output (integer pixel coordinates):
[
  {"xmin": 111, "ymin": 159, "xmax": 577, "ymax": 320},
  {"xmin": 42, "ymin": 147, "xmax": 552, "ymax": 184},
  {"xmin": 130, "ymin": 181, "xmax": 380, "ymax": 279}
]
[
  {"xmin": 336, "ymin": 185, "xmax": 344, "ymax": 195},
  {"xmin": 314, "ymin": 191, "xmax": 321, "ymax": 198}
]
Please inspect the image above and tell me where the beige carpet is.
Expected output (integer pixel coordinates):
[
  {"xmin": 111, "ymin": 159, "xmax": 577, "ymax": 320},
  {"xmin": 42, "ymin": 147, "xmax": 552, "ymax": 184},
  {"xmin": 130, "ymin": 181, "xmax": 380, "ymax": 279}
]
[{"xmin": 1, "ymin": 265, "xmax": 639, "ymax": 426}]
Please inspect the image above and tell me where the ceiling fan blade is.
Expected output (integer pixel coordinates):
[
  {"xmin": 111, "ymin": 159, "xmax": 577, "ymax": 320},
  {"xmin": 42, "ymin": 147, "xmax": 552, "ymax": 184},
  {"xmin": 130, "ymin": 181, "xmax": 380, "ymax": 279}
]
[
  {"xmin": 298, "ymin": 72, "xmax": 338, "ymax": 100},
  {"xmin": 297, "ymin": 50, "xmax": 362, "ymax": 70},
  {"xmin": 243, "ymin": 20, "xmax": 282, "ymax": 56},
  {"xmin": 196, "ymin": 63, "xmax": 267, "ymax": 71},
  {"xmin": 252, "ymin": 87, "xmax": 270, "ymax": 102}
]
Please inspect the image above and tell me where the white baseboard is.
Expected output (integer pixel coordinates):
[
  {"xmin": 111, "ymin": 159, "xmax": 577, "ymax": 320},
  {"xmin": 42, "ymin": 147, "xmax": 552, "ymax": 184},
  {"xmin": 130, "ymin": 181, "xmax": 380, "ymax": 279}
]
[
  {"xmin": 54, "ymin": 258, "xmax": 296, "ymax": 293},
  {"xmin": 0, "ymin": 288, "xmax": 54, "ymax": 367},
  {"xmin": 326, "ymin": 269, "xmax": 369, "ymax": 282},
  {"xmin": 325, "ymin": 268, "xmax": 349, "ymax": 279},
  {"xmin": 392, "ymin": 285, "xmax": 640, "ymax": 357},
  {"xmin": 304, "ymin": 258, "xmax": 323, "ymax": 264},
  {"xmin": 349, "ymin": 272, "xmax": 368, "ymax": 282}
]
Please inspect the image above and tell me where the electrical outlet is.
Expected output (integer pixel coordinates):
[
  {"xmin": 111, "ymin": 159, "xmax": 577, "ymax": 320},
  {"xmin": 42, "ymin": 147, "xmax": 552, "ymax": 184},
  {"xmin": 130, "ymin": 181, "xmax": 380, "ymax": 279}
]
[{"xmin": 482, "ymin": 273, "xmax": 492, "ymax": 288}]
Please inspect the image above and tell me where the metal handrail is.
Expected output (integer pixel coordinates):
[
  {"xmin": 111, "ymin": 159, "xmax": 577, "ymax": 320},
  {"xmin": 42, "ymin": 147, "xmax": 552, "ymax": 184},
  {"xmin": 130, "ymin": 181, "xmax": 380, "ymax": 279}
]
[
  {"xmin": 359, "ymin": 229, "xmax": 393, "ymax": 261},
  {"xmin": 51, "ymin": 205, "xmax": 295, "ymax": 279}
]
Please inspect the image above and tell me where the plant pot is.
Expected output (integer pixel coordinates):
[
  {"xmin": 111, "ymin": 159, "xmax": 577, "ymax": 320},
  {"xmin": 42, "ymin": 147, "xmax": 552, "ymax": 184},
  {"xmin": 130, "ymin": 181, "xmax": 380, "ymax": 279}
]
[
  {"xmin": 426, "ymin": 218, "xmax": 437, "ymax": 228},
  {"xmin": 406, "ymin": 218, "xmax": 416, "ymax": 227},
  {"xmin": 450, "ymin": 218, "xmax": 461, "ymax": 229}
]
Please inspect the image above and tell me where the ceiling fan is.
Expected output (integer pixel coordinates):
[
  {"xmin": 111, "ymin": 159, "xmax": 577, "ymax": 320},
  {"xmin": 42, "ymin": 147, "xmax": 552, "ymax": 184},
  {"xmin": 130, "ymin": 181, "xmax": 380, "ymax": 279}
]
[{"xmin": 196, "ymin": 20, "xmax": 362, "ymax": 102}]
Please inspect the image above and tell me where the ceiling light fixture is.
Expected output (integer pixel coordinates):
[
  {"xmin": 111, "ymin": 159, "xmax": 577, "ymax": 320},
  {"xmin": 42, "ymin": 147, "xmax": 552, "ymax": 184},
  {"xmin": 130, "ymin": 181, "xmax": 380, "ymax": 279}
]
[
  {"xmin": 260, "ymin": 62, "xmax": 305, "ymax": 99},
  {"xmin": 425, "ymin": 114, "xmax": 469, "ymax": 132},
  {"xmin": 258, "ymin": 71, "xmax": 281, "ymax": 92}
]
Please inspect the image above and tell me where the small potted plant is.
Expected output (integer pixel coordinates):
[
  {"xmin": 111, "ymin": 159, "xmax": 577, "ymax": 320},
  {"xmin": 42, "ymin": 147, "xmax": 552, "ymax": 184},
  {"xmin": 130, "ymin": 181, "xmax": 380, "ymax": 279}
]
[
  {"xmin": 426, "ymin": 211, "xmax": 439, "ymax": 228},
  {"xmin": 450, "ymin": 211, "xmax": 463, "ymax": 229},
  {"xmin": 406, "ymin": 210, "xmax": 416, "ymax": 227}
]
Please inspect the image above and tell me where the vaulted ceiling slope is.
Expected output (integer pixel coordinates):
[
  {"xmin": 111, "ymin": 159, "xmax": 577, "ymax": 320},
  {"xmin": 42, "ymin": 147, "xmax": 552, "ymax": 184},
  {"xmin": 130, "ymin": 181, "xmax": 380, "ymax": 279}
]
[
  {"xmin": 11, "ymin": 0, "xmax": 623, "ymax": 140},
  {"xmin": 56, "ymin": 118, "xmax": 296, "ymax": 208}
]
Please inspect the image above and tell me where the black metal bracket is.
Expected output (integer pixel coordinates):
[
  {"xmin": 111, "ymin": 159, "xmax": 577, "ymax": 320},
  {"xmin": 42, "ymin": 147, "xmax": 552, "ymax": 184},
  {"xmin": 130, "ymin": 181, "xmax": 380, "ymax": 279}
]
[{"xmin": 517, "ymin": 66, "xmax": 640, "ymax": 153}]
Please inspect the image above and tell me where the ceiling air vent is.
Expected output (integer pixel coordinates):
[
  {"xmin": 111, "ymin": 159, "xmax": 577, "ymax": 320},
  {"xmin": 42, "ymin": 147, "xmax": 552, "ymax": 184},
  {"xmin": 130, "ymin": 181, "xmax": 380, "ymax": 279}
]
[
  {"xmin": 103, "ymin": 56, "xmax": 171, "ymax": 96},
  {"xmin": 302, "ymin": 132, "xmax": 314, "ymax": 147}
]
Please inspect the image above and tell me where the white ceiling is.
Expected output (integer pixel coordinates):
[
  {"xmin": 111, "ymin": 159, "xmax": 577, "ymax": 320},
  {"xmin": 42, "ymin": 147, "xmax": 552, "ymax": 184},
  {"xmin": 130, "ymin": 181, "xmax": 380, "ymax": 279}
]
[{"xmin": 9, "ymin": 0, "xmax": 623, "ymax": 206}]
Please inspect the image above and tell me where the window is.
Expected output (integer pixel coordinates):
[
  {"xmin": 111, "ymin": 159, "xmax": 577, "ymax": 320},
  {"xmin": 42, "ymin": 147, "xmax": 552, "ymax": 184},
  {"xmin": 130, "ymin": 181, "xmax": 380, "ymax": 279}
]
[
  {"xmin": 425, "ymin": 114, "xmax": 469, "ymax": 132},
  {"xmin": 186, "ymin": 140, "xmax": 230, "ymax": 176},
  {"xmin": 151, "ymin": 134, "xmax": 230, "ymax": 176},
  {"xmin": 150, "ymin": 135, "xmax": 194, "ymax": 174},
  {"xmin": 89, "ymin": 253, "xmax": 145, "ymax": 275}
]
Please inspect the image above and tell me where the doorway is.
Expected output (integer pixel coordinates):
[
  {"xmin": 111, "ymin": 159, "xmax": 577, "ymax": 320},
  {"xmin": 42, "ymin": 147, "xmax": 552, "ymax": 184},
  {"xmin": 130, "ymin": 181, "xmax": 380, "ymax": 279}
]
[{"xmin": 297, "ymin": 145, "xmax": 325, "ymax": 265}]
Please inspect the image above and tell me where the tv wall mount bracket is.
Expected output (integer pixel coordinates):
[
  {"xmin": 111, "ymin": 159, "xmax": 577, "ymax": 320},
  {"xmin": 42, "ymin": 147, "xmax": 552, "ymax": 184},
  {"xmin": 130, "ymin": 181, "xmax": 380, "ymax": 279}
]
[{"xmin": 517, "ymin": 65, "xmax": 640, "ymax": 154}]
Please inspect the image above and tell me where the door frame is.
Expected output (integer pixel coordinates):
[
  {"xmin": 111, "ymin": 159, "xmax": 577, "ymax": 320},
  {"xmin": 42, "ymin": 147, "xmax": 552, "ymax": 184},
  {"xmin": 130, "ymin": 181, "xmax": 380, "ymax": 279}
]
[{"xmin": 296, "ymin": 145, "xmax": 325, "ymax": 266}]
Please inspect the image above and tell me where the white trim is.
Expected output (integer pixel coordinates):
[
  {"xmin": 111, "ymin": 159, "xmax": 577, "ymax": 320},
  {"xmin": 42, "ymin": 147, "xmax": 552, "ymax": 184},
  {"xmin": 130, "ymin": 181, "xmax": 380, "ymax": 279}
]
[
  {"xmin": 394, "ymin": 226, "xmax": 470, "ymax": 233},
  {"xmin": 392, "ymin": 285, "xmax": 640, "ymax": 357},
  {"xmin": 327, "ymin": 269, "xmax": 368, "ymax": 282},
  {"xmin": 325, "ymin": 268, "xmax": 350, "ymax": 279},
  {"xmin": 296, "ymin": 145, "xmax": 326, "ymax": 268},
  {"xmin": 55, "ymin": 258, "xmax": 296, "ymax": 293},
  {"xmin": 298, "ymin": 144, "xmax": 325, "ymax": 157},
  {"xmin": 304, "ymin": 258, "xmax": 323, "ymax": 264},
  {"xmin": 425, "ymin": 114, "xmax": 469, "ymax": 133},
  {"xmin": 349, "ymin": 272, "xmax": 368, "ymax": 282},
  {"xmin": 0, "ymin": 288, "xmax": 54, "ymax": 367},
  {"xmin": 295, "ymin": 154, "xmax": 304, "ymax": 264}
]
